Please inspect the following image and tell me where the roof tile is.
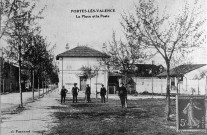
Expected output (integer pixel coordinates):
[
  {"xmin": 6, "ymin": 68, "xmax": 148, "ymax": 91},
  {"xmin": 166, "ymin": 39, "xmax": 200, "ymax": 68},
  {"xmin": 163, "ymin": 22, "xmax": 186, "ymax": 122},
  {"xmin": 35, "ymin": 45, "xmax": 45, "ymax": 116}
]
[
  {"xmin": 56, "ymin": 46, "xmax": 110, "ymax": 60},
  {"xmin": 157, "ymin": 64, "xmax": 206, "ymax": 77}
]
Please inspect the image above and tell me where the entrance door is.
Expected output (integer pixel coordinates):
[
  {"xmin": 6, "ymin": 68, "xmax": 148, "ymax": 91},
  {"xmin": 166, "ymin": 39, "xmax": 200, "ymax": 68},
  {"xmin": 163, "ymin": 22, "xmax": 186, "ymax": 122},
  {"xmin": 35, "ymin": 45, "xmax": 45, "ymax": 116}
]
[{"xmin": 80, "ymin": 77, "xmax": 87, "ymax": 91}]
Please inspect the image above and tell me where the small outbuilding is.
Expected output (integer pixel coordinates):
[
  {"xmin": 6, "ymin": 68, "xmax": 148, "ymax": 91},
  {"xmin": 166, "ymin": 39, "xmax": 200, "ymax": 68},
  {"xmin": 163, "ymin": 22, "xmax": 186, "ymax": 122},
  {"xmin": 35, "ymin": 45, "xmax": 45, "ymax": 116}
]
[{"xmin": 157, "ymin": 64, "xmax": 207, "ymax": 95}]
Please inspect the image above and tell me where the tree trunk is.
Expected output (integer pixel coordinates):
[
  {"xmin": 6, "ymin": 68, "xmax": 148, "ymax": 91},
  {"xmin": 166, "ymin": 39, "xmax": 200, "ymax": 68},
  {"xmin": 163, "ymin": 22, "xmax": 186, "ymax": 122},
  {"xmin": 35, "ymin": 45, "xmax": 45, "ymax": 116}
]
[
  {"xmin": 18, "ymin": 45, "xmax": 23, "ymax": 107},
  {"xmin": 166, "ymin": 61, "xmax": 171, "ymax": 121},
  {"xmin": 96, "ymin": 72, "xmax": 98, "ymax": 99},
  {"xmin": 19, "ymin": 59, "xmax": 23, "ymax": 107},
  {"xmin": 176, "ymin": 77, "xmax": 179, "ymax": 95},
  {"xmin": 32, "ymin": 69, "xmax": 34, "ymax": 101},
  {"xmin": 38, "ymin": 77, "xmax": 40, "ymax": 98},
  {"xmin": 42, "ymin": 80, "xmax": 44, "ymax": 97}
]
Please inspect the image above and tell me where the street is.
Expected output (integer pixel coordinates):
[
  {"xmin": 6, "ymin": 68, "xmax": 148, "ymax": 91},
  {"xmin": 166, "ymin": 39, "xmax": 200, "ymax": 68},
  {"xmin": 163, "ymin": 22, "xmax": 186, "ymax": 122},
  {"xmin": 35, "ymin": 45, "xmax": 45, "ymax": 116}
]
[
  {"xmin": 1, "ymin": 89, "xmax": 59, "ymax": 135},
  {"xmin": 1, "ymin": 89, "xmax": 49, "ymax": 113}
]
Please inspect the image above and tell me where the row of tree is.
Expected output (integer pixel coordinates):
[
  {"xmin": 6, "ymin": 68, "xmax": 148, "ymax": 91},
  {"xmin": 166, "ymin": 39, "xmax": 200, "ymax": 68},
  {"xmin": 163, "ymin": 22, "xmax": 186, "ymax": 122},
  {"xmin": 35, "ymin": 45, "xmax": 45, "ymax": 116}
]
[
  {"xmin": 102, "ymin": 0, "xmax": 206, "ymax": 121},
  {"xmin": 0, "ymin": 0, "xmax": 58, "ymax": 107}
]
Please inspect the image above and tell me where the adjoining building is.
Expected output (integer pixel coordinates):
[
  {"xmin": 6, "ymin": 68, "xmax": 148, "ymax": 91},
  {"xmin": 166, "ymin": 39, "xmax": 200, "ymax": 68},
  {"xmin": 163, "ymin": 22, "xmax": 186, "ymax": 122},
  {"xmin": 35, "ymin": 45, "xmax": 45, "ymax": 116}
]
[
  {"xmin": 157, "ymin": 64, "xmax": 207, "ymax": 95},
  {"xmin": 56, "ymin": 46, "xmax": 110, "ymax": 94},
  {"xmin": 0, "ymin": 58, "xmax": 19, "ymax": 93},
  {"xmin": 127, "ymin": 64, "xmax": 166, "ymax": 94},
  {"xmin": 108, "ymin": 64, "xmax": 166, "ymax": 94}
]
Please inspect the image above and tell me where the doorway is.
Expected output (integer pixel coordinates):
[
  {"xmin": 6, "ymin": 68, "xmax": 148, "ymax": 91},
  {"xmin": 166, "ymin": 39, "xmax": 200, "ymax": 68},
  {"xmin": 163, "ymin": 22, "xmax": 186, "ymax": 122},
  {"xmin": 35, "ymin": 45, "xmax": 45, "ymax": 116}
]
[{"xmin": 80, "ymin": 76, "xmax": 87, "ymax": 91}]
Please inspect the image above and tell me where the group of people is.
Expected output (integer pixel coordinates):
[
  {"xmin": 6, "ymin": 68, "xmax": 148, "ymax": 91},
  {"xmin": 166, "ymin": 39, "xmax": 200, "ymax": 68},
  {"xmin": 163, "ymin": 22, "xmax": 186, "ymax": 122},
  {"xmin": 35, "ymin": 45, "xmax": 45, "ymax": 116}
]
[
  {"xmin": 60, "ymin": 83, "xmax": 107, "ymax": 104},
  {"xmin": 60, "ymin": 82, "xmax": 128, "ymax": 108}
]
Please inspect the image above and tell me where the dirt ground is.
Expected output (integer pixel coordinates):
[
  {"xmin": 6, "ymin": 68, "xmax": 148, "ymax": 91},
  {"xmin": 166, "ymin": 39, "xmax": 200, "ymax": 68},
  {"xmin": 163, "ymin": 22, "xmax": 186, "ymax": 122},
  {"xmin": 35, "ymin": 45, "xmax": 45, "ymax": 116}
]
[
  {"xmin": 1, "ymin": 89, "xmax": 207, "ymax": 135},
  {"xmin": 1, "ymin": 90, "xmax": 61, "ymax": 135},
  {"xmin": 48, "ymin": 95, "xmax": 207, "ymax": 135}
]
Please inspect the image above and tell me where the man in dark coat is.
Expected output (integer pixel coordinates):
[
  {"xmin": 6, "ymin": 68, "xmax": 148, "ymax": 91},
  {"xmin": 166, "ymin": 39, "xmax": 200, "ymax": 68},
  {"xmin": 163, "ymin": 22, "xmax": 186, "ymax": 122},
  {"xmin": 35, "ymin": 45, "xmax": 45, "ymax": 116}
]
[
  {"xmin": 72, "ymin": 83, "xmax": 79, "ymax": 103},
  {"xmin": 118, "ymin": 83, "xmax": 127, "ymax": 108},
  {"xmin": 60, "ymin": 86, "xmax": 68, "ymax": 104},
  {"xmin": 85, "ymin": 84, "xmax": 91, "ymax": 103},
  {"xmin": 100, "ymin": 84, "xmax": 106, "ymax": 103}
]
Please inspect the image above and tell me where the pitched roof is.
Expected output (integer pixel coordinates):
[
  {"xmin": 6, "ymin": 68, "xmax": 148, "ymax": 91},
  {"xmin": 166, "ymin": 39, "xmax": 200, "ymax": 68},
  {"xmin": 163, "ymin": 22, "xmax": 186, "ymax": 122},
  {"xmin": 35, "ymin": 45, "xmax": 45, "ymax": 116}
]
[
  {"xmin": 157, "ymin": 64, "xmax": 206, "ymax": 77},
  {"xmin": 56, "ymin": 46, "xmax": 110, "ymax": 60}
]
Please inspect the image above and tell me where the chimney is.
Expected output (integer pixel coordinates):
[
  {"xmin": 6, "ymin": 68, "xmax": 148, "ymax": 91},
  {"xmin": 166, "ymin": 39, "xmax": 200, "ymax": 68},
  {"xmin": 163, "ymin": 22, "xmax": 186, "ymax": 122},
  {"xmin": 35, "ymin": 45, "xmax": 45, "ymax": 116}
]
[{"xmin": 65, "ymin": 43, "xmax": 69, "ymax": 50}]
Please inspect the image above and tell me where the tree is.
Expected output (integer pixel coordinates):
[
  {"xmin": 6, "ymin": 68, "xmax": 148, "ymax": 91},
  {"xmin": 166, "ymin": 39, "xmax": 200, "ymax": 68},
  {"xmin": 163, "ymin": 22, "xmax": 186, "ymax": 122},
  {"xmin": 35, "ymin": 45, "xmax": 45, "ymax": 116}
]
[
  {"xmin": 103, "ymin": 32, "xmax": 145, "ymax": 84},
  {"xmin": 80, "ymin": 65, "xmax": 99, "ymax": 86},
  {"xmin": 0, "ymin": 0, "xmax": 45, "ymax": 39},
  {"xmin": 5, "ymin": 0, "xmax": 43, "ymax": 107},
  {"xmin": 121, "ymin": 0, "xmax": 206, "ymax": 120},
  {"xmin": 23, "ymin": 34, "xmax": 47, "ymax": 99}
]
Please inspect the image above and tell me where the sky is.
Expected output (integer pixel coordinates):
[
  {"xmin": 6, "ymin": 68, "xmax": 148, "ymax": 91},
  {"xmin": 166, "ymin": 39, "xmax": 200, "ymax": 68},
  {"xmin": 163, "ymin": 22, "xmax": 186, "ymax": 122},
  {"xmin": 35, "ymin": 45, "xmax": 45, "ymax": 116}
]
[{"xmin": 1, "ymin": 0, "xmax": 207, "ymax": 66}]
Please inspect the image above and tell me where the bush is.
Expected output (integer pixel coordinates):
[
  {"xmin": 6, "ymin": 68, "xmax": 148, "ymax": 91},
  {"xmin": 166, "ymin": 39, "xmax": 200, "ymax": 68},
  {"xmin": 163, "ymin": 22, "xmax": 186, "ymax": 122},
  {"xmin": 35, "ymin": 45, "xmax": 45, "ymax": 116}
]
[{"xmin": 142, "ymin": 91, "xmax": 149, "ymax": 95}]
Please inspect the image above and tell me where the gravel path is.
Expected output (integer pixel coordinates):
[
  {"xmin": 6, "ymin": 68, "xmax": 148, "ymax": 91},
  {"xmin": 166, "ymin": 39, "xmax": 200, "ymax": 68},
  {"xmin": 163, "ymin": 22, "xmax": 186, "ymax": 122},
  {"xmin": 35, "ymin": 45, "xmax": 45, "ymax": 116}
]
[{"xmin": 1, "ymin": 89, "xmax": 62, "ymax": 135}]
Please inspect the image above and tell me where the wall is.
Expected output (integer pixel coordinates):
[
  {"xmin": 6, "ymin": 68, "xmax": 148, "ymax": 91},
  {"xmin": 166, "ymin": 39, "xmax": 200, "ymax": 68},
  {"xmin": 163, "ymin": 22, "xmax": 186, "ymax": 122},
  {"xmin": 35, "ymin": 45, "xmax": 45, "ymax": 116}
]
[
  {"xmin": 132, "ymin": 77, "xmax": 167, "ymax": 94},
  {"xmin": 57, "ymin": 57, "xmax": 108, "ymax": 94},
  {"xmin": 179, "ymin": 66, "xmax": 207, "ymax": 95},
  {"xmin": 132, "ymin": 65, "xmax": 207, "ymax": 95}
]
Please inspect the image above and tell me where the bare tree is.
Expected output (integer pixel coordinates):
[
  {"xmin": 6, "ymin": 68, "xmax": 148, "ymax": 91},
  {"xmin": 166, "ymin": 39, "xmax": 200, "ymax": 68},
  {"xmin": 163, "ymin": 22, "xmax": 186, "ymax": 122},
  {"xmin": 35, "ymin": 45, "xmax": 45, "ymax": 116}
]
[
  {"xmin": 121, "ymin": 0, "xmax": 206, "ymax": 120},
  {"xmin": 5, "ymin": 0, "xmax": 44, "ymax": 107},
  {"xmin": 102, "ymin": 32, "xmax": 145, "ymax": 84}
]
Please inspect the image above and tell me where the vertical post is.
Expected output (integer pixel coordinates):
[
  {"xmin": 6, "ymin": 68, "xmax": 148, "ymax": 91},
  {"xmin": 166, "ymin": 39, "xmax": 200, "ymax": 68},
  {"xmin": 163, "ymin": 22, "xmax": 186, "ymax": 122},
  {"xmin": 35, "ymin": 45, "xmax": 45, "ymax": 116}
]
[
  {"xmin": 198, "ymin": 79, "xmax": 199, "ymax": 95},
  {"xmin": 106, "ymin": 71, "xmax": 108, "ymax": 101},
  {"xmin": 38, "ymin": 77, "xmax": 40, "ymax": 98},
  {"xmin": 161, "ymin": 78, "xmax": 163, "ymax": 95},
  {"xmin": 0, "ymin": 0, "xmax": 2, "ymax": 94},
  {"xmin": 0, "ymin": 0, "xmax": 2, "ymax": 34},
  {"xmin": 205, "ymin": 76, "xmax": 207, "ymax": 96},
  {"xmin": 32, "ymin": 69, "xmax": 34, "ymax": 101},
  {"xmin": 151, "ymin": 60, "xmax": 154, "ymax": 98},
  {"xmin": 96, "ymin": 71, "xmax": 97, "ymax": 99},
  {"xmin": 3, "ymin": 79, "xmax": 4, "ymax": 93},
  {"xmin": 62, "ymin": 57, "xmax": 63, "ymax": 88},
  {"xmin": 0, "ymin": 48, "xmax": 2, "ymax": 94},
  {"xmin": 42, "ymin": 80, "xmax": 44, "ymax": 96}
]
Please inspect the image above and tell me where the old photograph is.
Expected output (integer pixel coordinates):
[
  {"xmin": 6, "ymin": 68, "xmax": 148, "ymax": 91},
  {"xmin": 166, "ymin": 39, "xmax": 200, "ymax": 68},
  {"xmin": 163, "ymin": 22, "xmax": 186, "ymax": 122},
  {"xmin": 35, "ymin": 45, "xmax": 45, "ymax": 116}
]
[{"xmin": 0, "ymin": 0, "xmax": 207, "ymax": 134}]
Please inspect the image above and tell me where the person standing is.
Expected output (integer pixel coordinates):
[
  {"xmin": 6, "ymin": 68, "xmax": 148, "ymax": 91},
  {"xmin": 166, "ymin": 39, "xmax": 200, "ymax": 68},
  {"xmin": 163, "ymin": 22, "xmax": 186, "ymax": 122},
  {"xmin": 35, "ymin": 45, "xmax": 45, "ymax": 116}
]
[
  {"xmin": 85, "ymin": 84, "xmax": 91, "ymax": 103},
  {"xmin": 72, "ymin": 83, "xmax": 79, "ymax": 103},
  {"xmin": 118, "ymin": 83, "xmax": 127, "ymax": 108},
  {"xmin": 60, "ymin": 86, "xmax": 68, "ymax": 104},
  {"xmin": 100, "ymin": 84, "xmax": 106, "ymax": 103}
]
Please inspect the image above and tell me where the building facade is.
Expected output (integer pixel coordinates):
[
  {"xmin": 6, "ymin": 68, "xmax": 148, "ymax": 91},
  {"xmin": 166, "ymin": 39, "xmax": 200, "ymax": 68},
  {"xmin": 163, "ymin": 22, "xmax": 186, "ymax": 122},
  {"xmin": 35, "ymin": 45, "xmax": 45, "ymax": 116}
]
[
  {"xmin": 56, "ymin": 46, "xmax": 110, "ymax": 94},
  {"xmin": 158, "ymin": 64, "xmax": 207, "ymax": 95}
]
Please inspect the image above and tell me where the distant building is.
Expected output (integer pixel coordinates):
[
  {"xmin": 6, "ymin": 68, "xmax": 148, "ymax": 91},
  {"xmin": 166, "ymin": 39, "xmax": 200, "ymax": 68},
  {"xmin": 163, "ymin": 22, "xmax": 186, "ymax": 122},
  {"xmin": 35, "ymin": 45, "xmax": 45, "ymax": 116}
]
[
  {"xmin": 0, "ymin": 59, "xmax": 19, "ymax": 93},
  {"xmin": 108, "ymin": 64, "xmax": 166, "ymax": 94},
  {"xmin": 56, "ymin": 46, "xmax": 110, "ymax": 94},
  {"xmin": 157, "ymin": 64, "xmax": 207, "ymax": 95},
  {"xmin": 128, "ymin": 64, "xmax": 166, "ymax": 94}
]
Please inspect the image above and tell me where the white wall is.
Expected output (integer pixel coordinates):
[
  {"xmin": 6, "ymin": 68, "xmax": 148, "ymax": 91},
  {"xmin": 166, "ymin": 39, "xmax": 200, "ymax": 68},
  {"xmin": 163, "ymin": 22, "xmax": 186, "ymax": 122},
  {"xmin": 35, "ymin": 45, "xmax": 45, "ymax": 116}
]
[
  {"xmin": 131, "ymin": 65, "xmax": 207, "ymax": 95},
  {"xmin": 179, "ymin": 66, "xmax": 207, "ymax": 95},
  {"xmin": 132, "ymin": 77, "xmax": 167, "ymax": 94},
  {"xmin": 57, "ymin": 57, "xmax": 108, "ymax": 94}
]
